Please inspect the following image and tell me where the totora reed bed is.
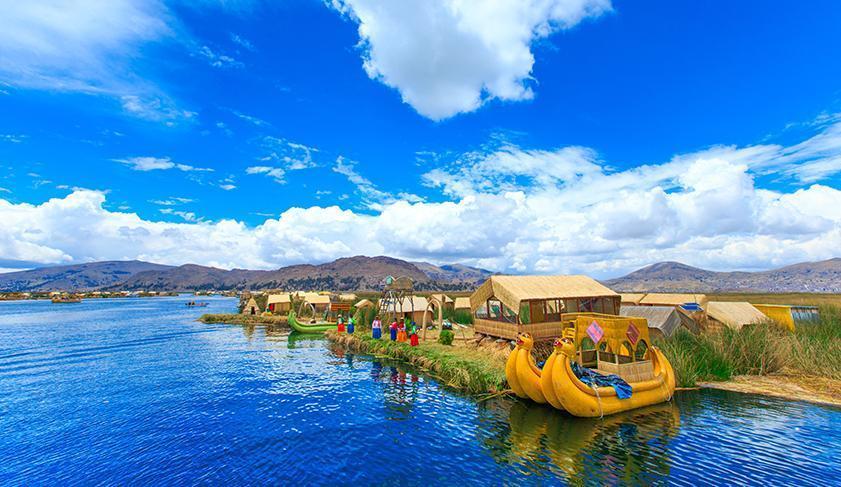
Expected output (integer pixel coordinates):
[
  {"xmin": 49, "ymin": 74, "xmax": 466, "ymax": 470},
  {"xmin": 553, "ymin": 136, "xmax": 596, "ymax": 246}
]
[{"xmin": 328, "ymin": 330, "xmax": 508, "ymax": 395}]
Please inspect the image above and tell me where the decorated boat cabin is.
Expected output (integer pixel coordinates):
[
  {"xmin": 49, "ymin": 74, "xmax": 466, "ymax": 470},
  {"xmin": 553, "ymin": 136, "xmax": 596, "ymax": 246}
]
[{"xmin": 469, "ymin": 275, "xmax": 621, "ymax": 341}]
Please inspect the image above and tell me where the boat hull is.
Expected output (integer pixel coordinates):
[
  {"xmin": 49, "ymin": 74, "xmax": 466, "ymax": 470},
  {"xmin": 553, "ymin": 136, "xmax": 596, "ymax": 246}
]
[
  {"xmin": 505, "ymin": 338, "xmax": 676, "ymax": 417},
  {"xmin": 287, "ymin": 311, "xmax": 338, "ymax": 333}
]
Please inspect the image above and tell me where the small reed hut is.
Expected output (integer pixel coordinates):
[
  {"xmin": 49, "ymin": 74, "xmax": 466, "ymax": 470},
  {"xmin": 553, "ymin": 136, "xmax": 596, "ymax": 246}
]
[
  {"xmin": 470, "ymin": 275, "xmax": 620, "ymax": 341},
  {"xmin": 706, "ymin": 301, "xmax": 768, "ymax": 331},
  {"xmin": 265, "ymin": 294, "xmax": 292, "ymax": 314},
  {"xmin": 454, "ymin": 297, "xmax": 471, "ymax": 312}
]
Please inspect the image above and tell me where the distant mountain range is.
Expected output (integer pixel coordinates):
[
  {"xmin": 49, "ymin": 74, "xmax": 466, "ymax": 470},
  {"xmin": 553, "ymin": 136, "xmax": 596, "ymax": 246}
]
[
  {"xmin": 0, "ymin": 256, "xmax": 493, "ymax": 292},
  {"xmin": 604, "ymin": 259, "xmax": 841, "ymax": 293},
  {"xmin": 2, "ymin": 256, "xmax": 839, "ymax": 293}
]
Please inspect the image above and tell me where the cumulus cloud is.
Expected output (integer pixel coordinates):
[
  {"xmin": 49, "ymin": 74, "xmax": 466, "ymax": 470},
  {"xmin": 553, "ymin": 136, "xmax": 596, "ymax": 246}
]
[
  {"xmin": 115, "ymin": 157, "xmax": 213, "ymax": 172},
  {"xmin": 3, "ymin": 117, "xmax": 841, "ymax": 276},
  {"xmin": 329, "ymin": 0, "xmax": 612, "ymax": 119}
]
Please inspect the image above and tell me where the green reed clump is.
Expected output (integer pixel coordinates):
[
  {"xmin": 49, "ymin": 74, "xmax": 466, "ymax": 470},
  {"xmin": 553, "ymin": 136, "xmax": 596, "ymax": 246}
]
[
  {"xmin": 199, "ymin": 313, "xmax": 288, "ymax": 326},
  {"xmin": 656, "ymin": 305, "xmax": 841, "ymax": 386},
  {"xmin": 785, "ymin": 305, "xmax": 841, "ymax": 380},
  {"xmin": 442, "ymin": 306, "xmax": 474, "ymax": 325},
  {"xmin": 656, "ymin": 330, "xmax": 732, "ymax": 387},
  {"xmin": 330, "ymin": 332, "xmax": 506, "ymax": 394}
]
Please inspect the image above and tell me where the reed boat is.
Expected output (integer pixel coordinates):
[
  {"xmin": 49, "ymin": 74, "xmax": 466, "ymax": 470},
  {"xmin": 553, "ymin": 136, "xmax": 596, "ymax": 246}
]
[
  {"xmin": 506, "ymin": 313, "xmax": 676, "ymax": 417},
  {"xmin": 51, "ymin": 297, "xmax": 82, "ymax": 303},
  {"xmin": 287, "ymin": 311, "xmax": 338, "ymax": 333}
]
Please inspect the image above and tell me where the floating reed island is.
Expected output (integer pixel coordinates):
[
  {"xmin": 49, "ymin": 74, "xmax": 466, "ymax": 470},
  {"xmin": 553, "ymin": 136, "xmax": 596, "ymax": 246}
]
[{"xmin": 197, "ymin": 274, "xmax": 840, "ymax": 405}]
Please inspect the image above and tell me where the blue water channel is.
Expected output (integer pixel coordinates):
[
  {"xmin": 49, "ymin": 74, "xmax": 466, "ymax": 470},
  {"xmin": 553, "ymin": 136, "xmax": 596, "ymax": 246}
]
[{"xmin": 0, "ymin": 297, "xmax": 838, "ymax": 485}]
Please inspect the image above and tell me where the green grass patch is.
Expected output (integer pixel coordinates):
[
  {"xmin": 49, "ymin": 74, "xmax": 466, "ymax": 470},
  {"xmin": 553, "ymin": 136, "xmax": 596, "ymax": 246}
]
[
  {"xmin": 199, "ymin": 313, "xmax": 289, "ymax": 326},
  {"xmin": 656, "ymin": 305, "xmax": 841, "ymax": 387},
  {"xmin": 329, "ymin": 331, "xmax": 506, "ymax": 394}
]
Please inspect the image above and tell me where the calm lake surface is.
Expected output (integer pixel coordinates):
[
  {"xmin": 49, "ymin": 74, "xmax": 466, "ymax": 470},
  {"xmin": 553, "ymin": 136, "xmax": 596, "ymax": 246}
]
[{"xmin": 0, "ymin": 297, "xmax": 838, "ymax": 485}]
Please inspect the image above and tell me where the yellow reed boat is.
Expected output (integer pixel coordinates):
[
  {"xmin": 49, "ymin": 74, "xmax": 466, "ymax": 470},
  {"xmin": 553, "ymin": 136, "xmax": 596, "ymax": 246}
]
[{"xmin": 506, "ymin": 313, "xmax": 676, "ymax": 417}]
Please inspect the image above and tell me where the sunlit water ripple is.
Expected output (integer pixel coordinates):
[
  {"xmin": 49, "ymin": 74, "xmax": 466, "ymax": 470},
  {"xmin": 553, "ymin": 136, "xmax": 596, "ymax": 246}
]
[{"xmin": 0, "ymin": 297, "xmax": 838, "ymax": 485}]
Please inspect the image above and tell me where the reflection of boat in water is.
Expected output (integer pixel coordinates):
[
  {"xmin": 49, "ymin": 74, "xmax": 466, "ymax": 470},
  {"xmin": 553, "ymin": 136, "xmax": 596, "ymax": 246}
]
[
  {"xmin": 288, "ymin": 311, "xmax": 337, "ymax": 333},
  {"xmin": 485, "ymin": 399, "xmax": 680, "ymax": 481},
  {"xmin": 287, "ymin": 331, "xmax": 326, "ymax": 349},
  {"xmin": 507, "ymin": 314, "xmax": 676, "ymax": 417},
  {"xmin": 52, "ymin": 297, "xmax": 82, "ymax": 303}
]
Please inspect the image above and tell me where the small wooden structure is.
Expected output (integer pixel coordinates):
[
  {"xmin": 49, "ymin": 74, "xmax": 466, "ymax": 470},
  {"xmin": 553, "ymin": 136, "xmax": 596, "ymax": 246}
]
[
  {"xmin": 377, "ymin": 276, "xmax": 415, "ymax": 326},
  {"xmin": 470, "ymin": 275, "xmax": 620, "ymax": 341}
]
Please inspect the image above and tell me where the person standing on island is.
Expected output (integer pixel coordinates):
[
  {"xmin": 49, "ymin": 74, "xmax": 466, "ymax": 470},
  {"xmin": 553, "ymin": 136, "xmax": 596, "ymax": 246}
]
[
  {"xmin": 397, "ymin": 318, "xmax": 408, "ymax": 342},
  {"xmin": 409, "ymin": 321, "xmax": 419, "ymax": 347},
  {"xmin": 389, "ymin": 319, "xmax": 398, "ymax": 341},
  {"xmin": 372, "ymin": 315, "xmax": 382, "ymax": 339},
  {"xmin": 347, "ymin": 315, "xmax": 355, "ymax": 334},
  {"xmin": 337, "ymin": 315, "xmax": 346, "ymax": 333}
]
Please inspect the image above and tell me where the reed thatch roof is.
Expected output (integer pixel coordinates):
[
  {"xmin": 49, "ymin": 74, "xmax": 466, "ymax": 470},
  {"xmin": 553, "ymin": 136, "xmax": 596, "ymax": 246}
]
[
  {"xmin": 429, "ymin": 293, "xmax": 454, "ymax": 304},
  {"xmin": 383, "ymin": 296, "xmax": 429, "ymax": 313},
  {"xmin": 339, "ymin": 293, "xmax": 358, "ymax": 301},
  {"xmin": 639, "ymin": 293, "xmax": 708, "ymax": 306},
  {"xmin": 620, "ymin": 293, "xmax": 646, "ymax": 304},
  {"xmin": 305, "ymin": 295, "xmax": 332, "ymax": 305},
  {"xmin": 354, "ymin": 299, "xmax": 375, "ymax": 309},
  {"xmin": 470, "ymin": 275, "xmax": 618, "ymax": 313},
  {"xmin": 706, "ymin": 301, "xmax": 768, "ymax": 329},
  {"xmin": 620, "ymin": 305, "xmax": 683, "ymax": 338},
  {"xmin": 266, "ymin": 294, "xmax": 291, "ymax": 305},
  {"xmin": 454, "ymin": 297, "xmax": 471, "ymax": 310}
]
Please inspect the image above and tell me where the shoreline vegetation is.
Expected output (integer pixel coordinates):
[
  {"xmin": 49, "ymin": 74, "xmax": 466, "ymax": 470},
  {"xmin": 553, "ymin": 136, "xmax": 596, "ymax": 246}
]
[
  {"xmin": 199, "ymin": 299, "xmax": 840, "ymax": 407},
  {"xmin": 328, "ymin": 330, "xmax": 508, "ymax": 394},
  {"xmin": 199, "ymin": 313, "xmax": 289, "ymax": 326}
]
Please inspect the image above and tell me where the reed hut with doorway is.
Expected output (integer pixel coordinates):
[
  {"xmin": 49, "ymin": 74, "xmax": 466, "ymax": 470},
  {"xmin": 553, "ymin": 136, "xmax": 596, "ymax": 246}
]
[
  {"xmin": 241, "ymin": 297, "xmax": 259, "ymax": 316},
  {"xmin": 265, "ymin": 294, "xmax": 292, "ymax": 314},
  {"xmin": 470, "ymin": 275, "xmax": 620, "ymax": 341},
  {"xmin": 383, "ymin": 296, "xmax": 432, "ymax": 325}
]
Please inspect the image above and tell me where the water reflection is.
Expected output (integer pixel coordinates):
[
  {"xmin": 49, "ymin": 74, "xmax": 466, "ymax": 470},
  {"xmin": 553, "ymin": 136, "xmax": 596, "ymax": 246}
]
[{"xmin": 481, "ymin": 399, "xmax": 681, "ymax": 483}]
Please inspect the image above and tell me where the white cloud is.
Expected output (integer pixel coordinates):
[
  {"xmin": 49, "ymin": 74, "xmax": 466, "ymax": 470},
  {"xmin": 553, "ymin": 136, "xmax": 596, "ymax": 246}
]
[
  {"xmin": 150, "ymin": 197, "xmax": 194, "ymax": 206},
  {"xmin": 2, "ymin": 117, "xmax": 841, "ymax": 276},
  {"xmin": 120, "ymin": 95, "xmax": 198, "ymax": 125},
  {"xmin": 198, "ymin": 45, "xmax": 243, "ymax": 68},
  {"xmin": 1, "ymin": 134, "xmax": 27, "ymax": 144},
  {"xmin": 329, "ymin": 0, "xmax": 612, "ymax": 120},
  {"xmin": 0, "ymin": 187, "xmax": 10, "ymax": 193},
  {"xmin": 115, "ymin": 157, "xmax": 213, "ymax": 172},
  {"xmin": 219, "ymin": 184, "xmax": 237, "ymax": 191},
  {"xmin": 246, "ymin": 166, "xmax": 287, "ymax": 184},
  {"xmin": 159, "ymin": 208, "xmax": 201, "ymax": 222},
  {"xmin": 230, "ymin": 33, "xmax": 255, "ymax": 51}
]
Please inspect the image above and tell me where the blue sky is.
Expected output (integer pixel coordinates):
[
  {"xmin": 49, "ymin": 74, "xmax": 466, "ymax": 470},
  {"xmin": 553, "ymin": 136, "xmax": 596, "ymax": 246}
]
[{"xmin": 1, "ymin": 0, "xmax": 841, "ymax": 277}]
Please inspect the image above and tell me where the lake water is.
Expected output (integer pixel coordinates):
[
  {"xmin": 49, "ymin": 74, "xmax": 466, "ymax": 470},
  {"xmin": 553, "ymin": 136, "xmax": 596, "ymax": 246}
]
[{"xmin": 0, "ymin": 297, "xmax": 838, "ymax": 485}]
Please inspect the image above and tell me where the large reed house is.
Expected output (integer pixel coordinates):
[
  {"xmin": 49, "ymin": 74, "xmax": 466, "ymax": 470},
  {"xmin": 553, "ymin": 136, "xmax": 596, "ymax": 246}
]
[{"xmin": 470, "ymin": 275, "xmax": 621, "ymax": 341}]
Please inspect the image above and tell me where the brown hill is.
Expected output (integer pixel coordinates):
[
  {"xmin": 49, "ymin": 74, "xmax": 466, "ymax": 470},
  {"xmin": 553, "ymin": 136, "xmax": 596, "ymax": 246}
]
[{"xmin": 605, "ymin": 259, "xmax": 841, "ymax": 293}]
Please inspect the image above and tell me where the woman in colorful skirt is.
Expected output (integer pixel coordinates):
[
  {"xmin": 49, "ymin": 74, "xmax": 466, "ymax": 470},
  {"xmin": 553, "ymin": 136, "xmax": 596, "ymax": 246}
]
[
  {"xmin": 371, "ymin": 315, "xmax": 382, "ymax": 339},
  {"xmin": 337, "ymin": 316, "xmax": 345, "ymax": 333},
  {"xmin": 347, "ymin": 316, "xmax": 355, "ymax": 334},
  {"xmin": 389, "ymin": 319, "xmax": 398, "ymax": 341},
  {"xmin": 397, "ymin": 319, "xmax": 408, "ymax": 342},
  {"xmin": 409, "ymin": 322, "xmax": 419, "ymax": 347}
]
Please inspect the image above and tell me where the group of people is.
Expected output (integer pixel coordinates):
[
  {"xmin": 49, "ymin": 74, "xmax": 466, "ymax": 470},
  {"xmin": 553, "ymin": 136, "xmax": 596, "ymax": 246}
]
[
  {"xmin": 336, "ymin": 315, "xmax": 356, "ymax": 334},
  {"xmin": 371, "ymin": 315, "xmax": 420, "ymax": 346},
  {"xmin": 335, "ymin": 314, "xmax": 420, "ymax": 347}
]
